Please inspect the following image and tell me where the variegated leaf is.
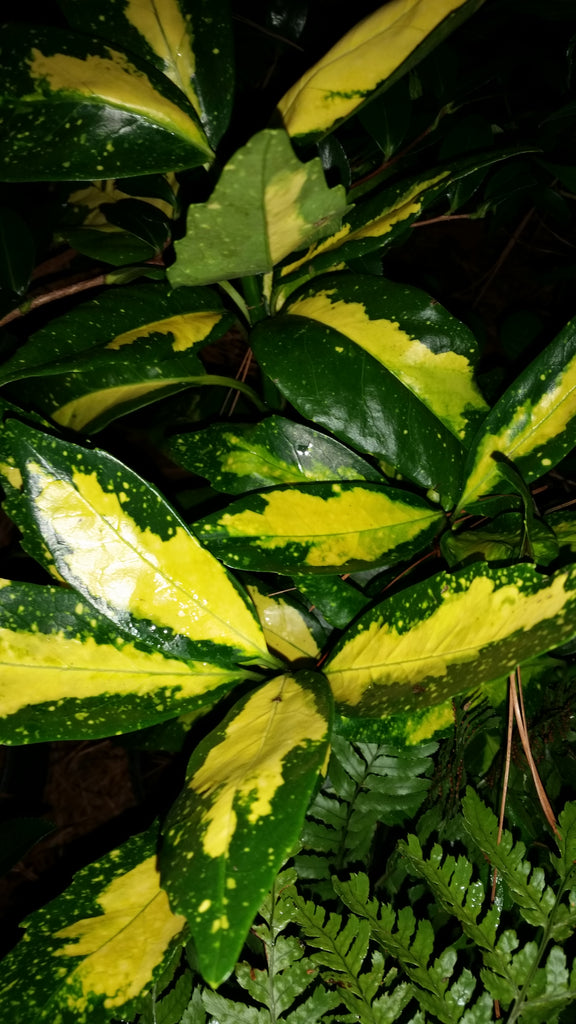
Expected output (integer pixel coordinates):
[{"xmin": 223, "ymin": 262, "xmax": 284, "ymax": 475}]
[
  {"xmin": 247, "ymin": 579, "xmax": 329, "ymax": 665},
  {"xmin": 0, "ymin": 283, "xmax": 235, "ymax": 432},
  {"xmin": 0, "ymin": 579, "xmax": 245, "ymax": 744},
  {"xmin": 277, "ymin": 0, "xmax": 484, "ymax": 143},
  {"xmin": 0, "ymin": 25, "xmax": 212, "ymax": 181},
  {"xmin": 251, "ymin": 287, "xmax": 466, "ymax": 506},
  {"xmin": 196, "ymin": 481, "xmax": 445, "ymax": 574},
  {"xmin": 337, "ymin": 700, "xmax": 455, "ymax": 748},
  {"xmin": 0, "ymin": 420, "xmax": 276, "ymax": 671},
  {"xmin": 59, "ymin": 0, "xmax": 234, "ymax": 145},
  {"xmin": 0, "ymin": 827, "xmax": 187, "ymax": 1024},
  {"xmin": 457, "ymin": 315, "xmax": 576, "ymax": 510},
  {"xmin": 168, "ymin": 130, "xmax": 346, "ymax": 287},
  {"xmin": 325, "ymin": 562, "xmax": 576, "ymax": 716},
  {"xmin": 284, "ymin": 273, "xmax": 488, "ymax": 445},
  {"xmin": 166, "ymin": 415, "xmax": 382, "ymax": 493},
  {"xmin": 160, "ymin": 671, "xmax": 333, "ymax": 987}
]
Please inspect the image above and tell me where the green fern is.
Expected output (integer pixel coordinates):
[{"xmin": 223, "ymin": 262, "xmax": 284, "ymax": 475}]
[{"xmin": 295, "ymin": 736, "xmax": 436, "ymax": 892}]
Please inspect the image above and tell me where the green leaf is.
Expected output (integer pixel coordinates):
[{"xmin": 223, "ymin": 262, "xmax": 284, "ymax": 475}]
[
  {"xmin": 58, "ymin": 0, "xmax": 234, "ymax": 145},
  {"xmin": 0, "ymin": 579, "xmax": 246, "ymax": 744},
  {"xmin": 251, "ymin": 303, "xmax": 465, "ymax": 508},
  {"xmin": 0, "ymin": 24, "xmax": 212, "ymax": 181},
  {"xmin": 0, "ymin": 420, "xmax": 276, "ymax": 672},
  {"xmin": 457, "ymin": 315, "xmax": 576, "ymax": 510},
  {"xmin": 0, "ymin": 207, "xmax": 35, "ymax": 297},
  {"xmin": 292, "ymin": 574, "xmax": 370, "ymax": 630},
  {"xmin": 166, "ymin": 415, "xmax": 382, "ymax": 493},
  {"xmin": 276, "ymin": 0, "xmax": 484, "ymax": 142},
  {"xmin": 325, "ymin": 562, "xmax": 576, "ymax": 717},
  {"xmin": 168, "ymin": 130, "xmax": 346, "ymax": 287},
  {"xmin": 196, "ymin": 481, "xmax": 445, "ymax": 574},
  {"xmin": 0, "ymin": 826, "xmax": 187, "ymax": 1024},
  {"xmin": 281, "ymin": 273, "xmax": 488, "ymax": 445},
  {"xmin": 160, "ymin": 671, "xmax": 333, "ymax": 987},
  {"xmin": 0, "ymin": 283, "xmax": 235, "ymax": 432}
]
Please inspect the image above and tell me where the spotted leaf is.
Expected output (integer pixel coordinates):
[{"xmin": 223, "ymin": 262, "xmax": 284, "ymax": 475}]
[
  {"xmin": 0, "ymin": 24, "xmax": 212, "ymax": 181},
  {"xmin": 0, "ymin": 826, "xmax": 187, "ymax": 1024},
  {"xmin": 0, "ymin": 579, "xmax": 248, "ymax": 744},
  {"xmin": 325, "ymin": 562, "xmax": 576, "ymax": 717},
  {"xmin": 166, "ymin": 415, "xmax": 382, "ymax": 494},
  {"xmin": 59, "ymin": 0, "xmax": 234, "ymax": 145},
  {"xmin": 160, "ymin": 671, "xmax": 333, "ymax": 987},
  {"xmin": 277, "ymin": 0, "xmax": 484, "ymax": 143},
  {"xmin": 0, "ymin": 420, "xmax": 276, "ymax": 671},
  {"xmin": 457, "ymin": 315, "xmax": 576, "ymax": 511},
  {"xmin": 196, "ymin": 481, "xmax": 445, "ymax": 575},
  {"xmin": 0, "ymin": 284, "xmax": 235, "ymax": 433},
  {"xmin": 168, "ymin": 129, "xmax": 346, "ymax": 288}
]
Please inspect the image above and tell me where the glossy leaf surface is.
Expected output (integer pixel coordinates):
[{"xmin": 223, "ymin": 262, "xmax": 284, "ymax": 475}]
[
  {"xmin": 0, "ymin": 827, "xmax": 186, "ymax": 1024},
  {"xmin": 251, "ymin": 303, "xmax": 465, "ymax": 507},
  {"xmin": 0, "ymin": 25, "xmax": 212, "ymax": 180},
  {"xmin": 0, "ymin": 283, "xmax": 234, "ymax": 432},
  {"xmin": 326, "ymin": 562, "xmax": 576, "ymax": 716},
  {"xmin": 166, "ymin": 415, "xmax": 382, "ymax": 493},
  {"xmin": 0, "ymin": 420, "xmax": 275, "ymax": 670},
  {"xmin": 160, "ymin": 671, "xmax": 333, "ymax": 987},
  {"xmin": 246, "ymin": 579, "xmax": 327, "ymax": 665},
  {"xmin": 168, "ymin": 130, "xmax": 346, "ymax": 287},
  {"xmin": 277, "ymin": 0, "xmax": 483, "ymax": 142},
  {"xmin": 457, "ymin": 315, "xmax": 576, "ymax": 510},
  {"xmin": 197, "ymin": 481, "xmax": 445, "ymax": 574},
  {"xmin": 284, "ymin": 273, "xmax": 488, "ymax": 444},
  {"xmin": 293, "ymin": 574, "xmax": 370, "ymax": 629},
  {"xmin": 59, "ymin": 0, "xmax": 234, "ymax": 145},
  {"xmin": 0, "ymin": 580, "xmax": 244, "ymax": 744}
]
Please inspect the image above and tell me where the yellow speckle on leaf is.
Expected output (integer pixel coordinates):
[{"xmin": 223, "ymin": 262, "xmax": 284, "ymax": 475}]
[{"xmin": 0, "ymin": 463, "xmax": 23, "ymax": 490}]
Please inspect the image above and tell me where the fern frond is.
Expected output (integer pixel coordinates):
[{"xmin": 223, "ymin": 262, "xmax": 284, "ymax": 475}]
[
  {"xmin": 399, "ymin": 833, "xmax": 501, "ymax": 952},
  {"xmin": 333, "ymin": 874, "xmax": 479, "ymax": 1024},
  {"xmin": 296, "ymin": 737, "xmax": 435, "ymax": 887},
  {"xmin": 461, "ymin": 788, "xmax": 557, "ymax": 929},
  {"xmin": 289, "ymin": 893, "xmax": 408, "ymax": 1023}
]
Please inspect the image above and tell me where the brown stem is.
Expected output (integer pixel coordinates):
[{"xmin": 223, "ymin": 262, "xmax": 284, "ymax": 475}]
[
  {"xmin": 412, "ymin": 213, "xmax": 476, "ymax": 228},
  {"xmin": 0, "ymin": 272, "xmax": 108, "ymax": 330}
]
